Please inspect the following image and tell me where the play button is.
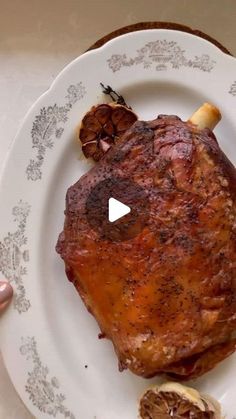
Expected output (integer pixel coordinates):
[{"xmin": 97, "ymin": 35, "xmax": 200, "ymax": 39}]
[
  {"xmin": 108, "ymin": 198, "xmax": 130, "ymax": 222},
  {"xmin": 85, "ymin": 177, "xmax": 149, "ymax": 242}
]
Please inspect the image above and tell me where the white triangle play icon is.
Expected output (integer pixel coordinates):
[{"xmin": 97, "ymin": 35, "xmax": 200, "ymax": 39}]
[{"xmin": 108, "ymin": 197, "xmax": 131, "ymax": 222}]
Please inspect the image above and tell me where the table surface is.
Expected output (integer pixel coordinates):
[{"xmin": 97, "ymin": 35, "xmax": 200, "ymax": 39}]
[{"xmin": 0, "ymin": 1, "xmax": 236, "ymax": 417}]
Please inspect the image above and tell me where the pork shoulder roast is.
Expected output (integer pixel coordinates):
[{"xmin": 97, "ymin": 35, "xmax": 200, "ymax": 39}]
[{"xmin": 56, "ymin": 103, "xmax": 236, "ymax": 379}]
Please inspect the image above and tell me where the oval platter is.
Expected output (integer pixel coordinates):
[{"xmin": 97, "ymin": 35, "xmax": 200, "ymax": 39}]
[{"xmin": 0, "ymin": 29, "xmax": 236, "ymax": 418}]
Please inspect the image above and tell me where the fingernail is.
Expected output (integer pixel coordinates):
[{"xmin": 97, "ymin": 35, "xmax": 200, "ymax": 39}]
[{"xmin": 0, "ymin": 282, "xmax": 13, "ymax": 304}]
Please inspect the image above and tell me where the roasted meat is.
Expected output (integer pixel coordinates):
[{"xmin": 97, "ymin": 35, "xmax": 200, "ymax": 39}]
[{"xmin": 56, "ymin": 104, "xmax": 236, "ymax": 379}]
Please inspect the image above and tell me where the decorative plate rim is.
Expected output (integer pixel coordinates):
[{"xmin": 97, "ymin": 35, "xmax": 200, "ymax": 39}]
[{"xmin": 1, "ymin": 28, "xmax": 235, "ymax": 180}]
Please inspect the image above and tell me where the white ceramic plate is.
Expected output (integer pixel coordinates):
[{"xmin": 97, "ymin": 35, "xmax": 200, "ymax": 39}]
[{"xmin": 0, "ymin": 29, "xmax": 236, "ymax": 419}]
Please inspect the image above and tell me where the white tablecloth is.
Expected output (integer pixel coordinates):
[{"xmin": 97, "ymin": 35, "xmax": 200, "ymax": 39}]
[{"xmin": 0, "ymin": 1, "xmax": 235, "ymax": 417}]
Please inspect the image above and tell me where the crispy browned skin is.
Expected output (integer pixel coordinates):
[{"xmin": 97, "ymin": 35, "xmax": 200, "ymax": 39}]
[{"xmin": 56, "ymin": 115, "xmax": 236, "ymax": 379}]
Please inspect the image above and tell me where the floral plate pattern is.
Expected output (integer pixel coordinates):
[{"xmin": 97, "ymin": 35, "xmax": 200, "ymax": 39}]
[{"xmin": 0, "ymin": 29, "xmax": 236, "ymax": 418}]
